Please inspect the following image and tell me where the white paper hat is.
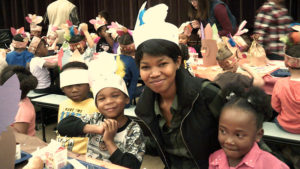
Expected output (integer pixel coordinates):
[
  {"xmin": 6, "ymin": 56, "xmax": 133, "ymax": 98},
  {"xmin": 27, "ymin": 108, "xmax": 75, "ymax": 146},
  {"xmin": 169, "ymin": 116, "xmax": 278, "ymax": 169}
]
[
  {"xmin": 92, "ymin": 74, "xmax": 129, "ymax": 102},
  {"xmin": 133, "ymin": 3, "xmax": 179, "ymax": 48}
]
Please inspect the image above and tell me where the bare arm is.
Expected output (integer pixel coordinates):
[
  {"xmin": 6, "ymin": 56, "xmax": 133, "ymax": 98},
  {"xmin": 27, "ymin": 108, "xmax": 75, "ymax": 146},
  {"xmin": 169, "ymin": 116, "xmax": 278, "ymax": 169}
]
[
  {"xmin": 83, "ymin": 124, "xmax": 104, "ymax": 135},
  {"xmin": 80, "ymin": 23, "xmax": 95, "ymax": 49},
  {"xmin": 43, "ymin": 61, "xmax": 57, "ymax": 68},
  {"xmin": 240, "ymin": 64, "xmax": 264, "ymax": 87}
]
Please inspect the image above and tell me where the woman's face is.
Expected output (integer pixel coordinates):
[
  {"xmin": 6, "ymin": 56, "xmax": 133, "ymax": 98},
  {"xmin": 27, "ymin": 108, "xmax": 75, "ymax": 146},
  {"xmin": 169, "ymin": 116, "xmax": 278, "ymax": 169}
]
[{"xmin": 139, "ymin": 54, "xmax": 181, "ymax": 95}]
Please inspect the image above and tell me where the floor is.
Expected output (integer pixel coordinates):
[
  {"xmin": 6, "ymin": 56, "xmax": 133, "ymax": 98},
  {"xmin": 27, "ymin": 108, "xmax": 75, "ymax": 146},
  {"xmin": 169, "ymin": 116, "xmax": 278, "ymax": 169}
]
[{"xmin": 35, "ymin": 122, "xmax": 165, "ymax": 169}]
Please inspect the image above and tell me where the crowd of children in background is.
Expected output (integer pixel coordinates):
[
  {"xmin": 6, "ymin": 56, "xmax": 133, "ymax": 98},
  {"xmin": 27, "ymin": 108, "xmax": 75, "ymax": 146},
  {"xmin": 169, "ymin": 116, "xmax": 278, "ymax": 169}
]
[{"xmin": 0, "ymin": 0, "xmax": 300, "ymax": 168}]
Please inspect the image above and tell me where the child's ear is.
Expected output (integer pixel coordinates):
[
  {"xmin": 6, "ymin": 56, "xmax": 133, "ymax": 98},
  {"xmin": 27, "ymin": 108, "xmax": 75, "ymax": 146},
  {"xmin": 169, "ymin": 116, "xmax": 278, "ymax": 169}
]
[
  {"xmin": 255, "ymin": 128, "xmax": 264, "ymax": 142},
  {"xmin": 125, "ymin": 95, "xmax": 130, "ymax": 105}
]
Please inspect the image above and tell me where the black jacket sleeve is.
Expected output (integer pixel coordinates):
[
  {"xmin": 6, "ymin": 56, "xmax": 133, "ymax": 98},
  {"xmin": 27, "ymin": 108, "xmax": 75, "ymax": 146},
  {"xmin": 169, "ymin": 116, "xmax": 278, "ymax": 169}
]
[
  {"xmin": 57, "ymin": 115, "xmax": 86, "ymax": 137},
  {"xmin": 109, "ymin": 148, "xmax": 142, "ymax": 169}
]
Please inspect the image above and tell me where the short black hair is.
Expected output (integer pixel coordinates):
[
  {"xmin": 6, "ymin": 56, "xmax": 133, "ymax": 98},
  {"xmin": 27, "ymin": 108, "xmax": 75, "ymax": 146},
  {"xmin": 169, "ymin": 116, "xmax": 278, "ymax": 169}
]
[
  {"xmin": 286, "ymin": 44, "xmax": 300, "ymax": 59},
  {"xmin": 135, "ymin": 39, "xmax": 181, "ymax": 67},
  {"xmin": 61, "ymin": 61, "xmax": 88, "ymax": 72},
  {"xmin": 13, "ymin": 34, "xmax": 25, "ymax": 42},
  {"xmin": 98, "ymin": 10, "xmax": 110, "ymax": 23},
  {"xmin": 118, "ymin": 33, "xmax": 133, "ymax": 45},
  {"xmin": 0, "ymin": 66, "xmax": 38, "ymax": 100},
  {"xmin": 69, "ymin": 35, "xmax": 85, "ymax": 43},
  {"xmin": 221, "ymin": 83, "xmax": 272, "ymax": 129}
]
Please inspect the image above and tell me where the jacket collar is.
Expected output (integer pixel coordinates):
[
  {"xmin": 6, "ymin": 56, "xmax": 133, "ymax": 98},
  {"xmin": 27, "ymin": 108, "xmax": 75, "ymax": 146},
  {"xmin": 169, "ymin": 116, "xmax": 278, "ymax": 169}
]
[{"xmin": 135, "ymin": 68, "xmax": 201, "ymax": 124}]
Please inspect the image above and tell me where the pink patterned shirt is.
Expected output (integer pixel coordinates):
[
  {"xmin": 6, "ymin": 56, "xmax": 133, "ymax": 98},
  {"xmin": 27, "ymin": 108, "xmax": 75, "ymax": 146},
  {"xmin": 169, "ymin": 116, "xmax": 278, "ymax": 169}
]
[{"xmin": 209, "ymin": 143, "xmax": 289, "ymax": 169}]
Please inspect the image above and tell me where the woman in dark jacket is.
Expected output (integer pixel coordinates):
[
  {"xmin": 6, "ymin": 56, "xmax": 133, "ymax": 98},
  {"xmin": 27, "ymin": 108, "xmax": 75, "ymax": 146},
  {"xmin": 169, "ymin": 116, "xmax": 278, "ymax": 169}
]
[{"xmin": 134, "ymin": 39, "xmax": 225, "ymax": 169}]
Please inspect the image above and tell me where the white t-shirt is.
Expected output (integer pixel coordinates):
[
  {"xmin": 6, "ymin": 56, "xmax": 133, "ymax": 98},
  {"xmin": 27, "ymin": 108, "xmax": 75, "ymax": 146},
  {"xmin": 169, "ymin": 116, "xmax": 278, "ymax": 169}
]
[{"xmin": 30, "ymin": 57, "xmax": 51, "ymax": 89}]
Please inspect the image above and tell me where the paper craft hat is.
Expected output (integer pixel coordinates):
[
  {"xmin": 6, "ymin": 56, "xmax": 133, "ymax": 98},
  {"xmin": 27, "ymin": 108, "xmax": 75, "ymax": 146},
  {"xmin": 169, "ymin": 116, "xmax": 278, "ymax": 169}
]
[
  {"xmin": 28, "ymin": 36, "xmax": 42, "ymax": 54},
  {"xmin": 107, "ymin": 22, "xmax": 133, "ymax": 37},
  {"xmin": 47, "ymin": 26, "xmax": 58, "ymax": 38},
  {"xmin": 0, "ymin": 75, "xmax": 20, "ymax": 169},
  {"xmin": 133, "ymin": 2, "xmax": 179, "ymax": 48},
  {"xmin": 88, "ymin": 52, "xmax": 117, "ymax": 87},
  {"xmin": 92, "ymin": 74, "xmax": 129, "ymax": 104},
  {"xmin": 0, "ymin": 74, "xmax": 21, "ymax": 134},
  {"xmin": 68, "ymin": 49, "xmax": 84, "ymax": 63},
  {"xmin": 178, "ymin": 21, "xmax": 192, "ymax": 36},
  {"xmin": 89, "ymin": 17, "xmax": 107, "ymax": 31},
  {"xmin": 10, "ymin": 27, "xmax": 29, "ymax": 48},
  {"xmin": 201, "ymin": 23, "xmax": 218, "ymax": 66},
  {"xmin": 25, "ymin": 14, "xmax": 43, "ymax": 32},
  {"xmin": 233, "ymin": 20, "xmax": 249, "ymax": 51},
  {"xmin": 63, "ymin": 20, "xmax": 83, "ymax": 42}
]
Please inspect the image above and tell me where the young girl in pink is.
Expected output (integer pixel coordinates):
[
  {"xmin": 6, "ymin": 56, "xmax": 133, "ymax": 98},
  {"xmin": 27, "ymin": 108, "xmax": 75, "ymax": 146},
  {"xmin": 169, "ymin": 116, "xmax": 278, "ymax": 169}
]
[
  {"xmin": 178, "ymin": 22, "xmax": 197, "ymax": 54},
  {"xmin": 209, "ymin": 85, "xmax": 289, "ymax": 169}
]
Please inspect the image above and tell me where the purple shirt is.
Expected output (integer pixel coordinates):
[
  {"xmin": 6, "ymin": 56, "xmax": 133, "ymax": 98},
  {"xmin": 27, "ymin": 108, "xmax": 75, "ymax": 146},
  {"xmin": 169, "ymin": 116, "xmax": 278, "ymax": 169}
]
[{"xmin": 209, "ymin": 143, "xmax": 289, "ymax": 169}]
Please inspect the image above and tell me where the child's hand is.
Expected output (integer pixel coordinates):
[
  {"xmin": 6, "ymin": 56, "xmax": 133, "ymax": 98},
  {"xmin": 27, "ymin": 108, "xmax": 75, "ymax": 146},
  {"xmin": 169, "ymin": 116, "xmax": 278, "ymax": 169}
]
[
  {"xmin": 102, "ymin": 119, "xmax": 118, "ymax": 144},
  {"xmin": 80, "ymin": 23, "xmax": 88, "ymax": 32},
  {"xmin": 191, "ymin": 20, "xmax": 200, "ymax": 29}
]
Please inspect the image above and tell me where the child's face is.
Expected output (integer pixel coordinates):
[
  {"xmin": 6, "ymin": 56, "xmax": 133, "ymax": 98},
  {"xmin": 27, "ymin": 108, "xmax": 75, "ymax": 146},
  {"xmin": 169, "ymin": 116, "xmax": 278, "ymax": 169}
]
[
  {"xmin": 47, "ymin": 35, "xmax": 57, "ymax": 46},
  {"xmin": 96, "ymin": 87, "xmax": 129, "ymax": 119},
  {"xmin": 62, "ymin": 84, "xmax": 90, "ymax": 102},
  {"xmin": 36, "ymin": 41, "xmax": 48, "ymax": 57},
  {"xmin": 139, "ymin": 54, "xmax": 181, "ymax": 95},
  {"xmin": 69, "ymin": 40, "xmax": 87, "ymax": 54},
  {"xmin": 179, "ymin": 34, "xmax": 188, "ymax": 45},
  {"xmin": 218, "ymin": 108, "xmax": 263, "ymax": 165},
  {"xmin": 30, "ymin": 30, "xmax": 41, "ymax": 38}
]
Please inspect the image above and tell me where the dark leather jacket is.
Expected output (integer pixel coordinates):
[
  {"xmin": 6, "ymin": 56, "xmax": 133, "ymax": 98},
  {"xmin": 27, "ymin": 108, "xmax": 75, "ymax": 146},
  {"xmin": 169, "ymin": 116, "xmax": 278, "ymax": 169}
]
[{"xmin": 135, "ymin": 68, "xmax": 224, "ymax": 168}]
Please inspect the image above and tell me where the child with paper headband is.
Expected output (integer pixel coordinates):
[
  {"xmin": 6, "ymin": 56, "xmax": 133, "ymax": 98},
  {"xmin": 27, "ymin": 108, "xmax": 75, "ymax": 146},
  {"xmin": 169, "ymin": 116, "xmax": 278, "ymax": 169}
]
[
  {"xmin": 56, "ymin": 61, "xmax": 98, "ymax": 154},
  {"xmin": 89, "ymin": 17, "xmax": 114, "ymax": 53},
  {"xmin": 214, "ymin": 41, "xmax": 264, "ymax": 89},
  {"xmin": 6, "ymin": 27, "xmax": 33, "ymax": 68},
  {"xmin": 57, "ymin": 74, "xmax": 145, "ymax": 169}
]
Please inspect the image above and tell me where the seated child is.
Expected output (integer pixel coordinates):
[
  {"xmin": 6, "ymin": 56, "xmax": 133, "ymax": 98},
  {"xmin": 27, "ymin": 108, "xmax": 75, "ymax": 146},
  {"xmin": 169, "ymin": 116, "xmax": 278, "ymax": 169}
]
[
  {"xmin": 178, "ymin": 22, "xmax": 197, "ymax": 54},
  {"xmin": 0, "ymin": 65, "xmax": 38, "ymax": 136},
  {"xmin": 46, "ymin": 26, "xmax": 59, "ymax": 55},
  {"xmin": 272, "ymin": 42, "xmax": 300, "ymax": 134},
  {"xmin": 25, "ymin": 14, "xmax": 43, "ymax": 39},
  {"xmin": 214, "ymin": 42, "xmax": 264, "ymax": 89},
  {"xmin": 57, "ymin": 74, "xmax": 145, "ymax": 169},
  {"xmin": 6, "ymin": 28, "xmax": 33, "ymax": 68},
  {"xmin": 28, "ymin": 37, "xmax": 58, "ymax": 93},
  {"xmin": 89, "ymin": 17, "xmax": 114, "ymax": 53},
  {"xmin": 57, "ymin": 61, "xmax": 98, "ymax": 154},
  {"xmin": 209, "ymin": 84, "xmax": 289, "ymax": 169},
  {"xmin": 116, "ymin": 33, "xmax": 139, "ymax": 104},
  {"xmin": 62, "ymin": 22, "xmax": 96, "ymax": 64}
]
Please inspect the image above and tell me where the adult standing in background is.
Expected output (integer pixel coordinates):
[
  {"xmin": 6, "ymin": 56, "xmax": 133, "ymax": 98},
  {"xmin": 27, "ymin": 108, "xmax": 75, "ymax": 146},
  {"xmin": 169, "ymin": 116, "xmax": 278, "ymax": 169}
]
[
  {"xmin": 254, "ymin": 0, "xmax": 293, "ymax": 60},
  {"xmin": 44, "ymin": 0, "xmax": 80, "ymax": 44},
  {"xmin": 187, "ymin": 0, "xmax": 236, "ymax": 36}
]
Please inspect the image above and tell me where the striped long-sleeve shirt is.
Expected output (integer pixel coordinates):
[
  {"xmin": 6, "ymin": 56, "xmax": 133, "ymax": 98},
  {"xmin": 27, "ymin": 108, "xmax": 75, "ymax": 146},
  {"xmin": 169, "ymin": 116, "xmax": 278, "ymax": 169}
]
[{"xmin": 254, "ymin": 1, "xmax": 293, "ymax": 57}]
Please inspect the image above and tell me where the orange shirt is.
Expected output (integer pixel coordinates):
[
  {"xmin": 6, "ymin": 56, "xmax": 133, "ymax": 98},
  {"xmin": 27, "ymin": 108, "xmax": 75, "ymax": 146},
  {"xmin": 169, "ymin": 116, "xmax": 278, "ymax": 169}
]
[{"xmin": 272, "ymin": 77, "xmax": 300, "ymax": 134}]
